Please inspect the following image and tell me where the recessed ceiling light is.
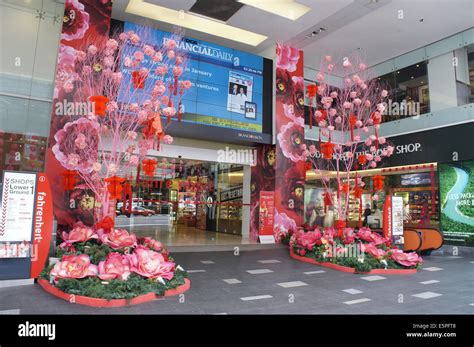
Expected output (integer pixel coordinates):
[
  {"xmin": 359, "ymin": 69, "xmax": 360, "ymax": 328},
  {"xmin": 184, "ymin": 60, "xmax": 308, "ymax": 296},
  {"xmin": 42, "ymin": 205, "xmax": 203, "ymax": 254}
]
[
  {"xmin": 126, "ymin": 0, "xmax": 267, "ymax": 46},
  {"xmin": 238, "ymin": 0, "xmax": 310, "ymax": 20},
  {"xmin": 416, "ymin": 64, "xmax": 420, "ymax": 67},
  {"xmin": 397, "ymin": 71, "xmax": 400, "ymax": 74}
]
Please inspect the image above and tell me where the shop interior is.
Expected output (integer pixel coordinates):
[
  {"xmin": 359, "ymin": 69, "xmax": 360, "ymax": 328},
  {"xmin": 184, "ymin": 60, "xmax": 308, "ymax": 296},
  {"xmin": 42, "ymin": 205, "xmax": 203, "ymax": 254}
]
[{"xmin": 305, "ymin": 163, "xmax": 439, "ymax": 231}]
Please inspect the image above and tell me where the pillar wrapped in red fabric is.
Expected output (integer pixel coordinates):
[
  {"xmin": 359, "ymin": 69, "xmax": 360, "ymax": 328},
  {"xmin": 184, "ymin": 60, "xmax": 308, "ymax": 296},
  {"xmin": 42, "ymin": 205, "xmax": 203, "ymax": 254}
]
[
  {"xmin": 104, "ymin": 176, "xmax": 125, "ymax": 200},
  {"xmin": 142, "ymin": 158, "xmax": 157, "ymax": 177},
  {"xmin": 372, "ymin": 175, "xmax": 385, "ymax": 191},
  {"xmin": 89, "ymin": 95, "xmax": 109, "ymax": 117},
  {"xmin": 320, "ymin": 141, "xmax": 336, "ymax": 159}
]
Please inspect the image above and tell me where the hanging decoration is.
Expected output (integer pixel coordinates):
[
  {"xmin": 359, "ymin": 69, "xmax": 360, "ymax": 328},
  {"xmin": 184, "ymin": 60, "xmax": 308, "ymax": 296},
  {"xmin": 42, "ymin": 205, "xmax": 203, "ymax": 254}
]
[
  {"xmin": 104, "ymin": 176, "xmax": 125, "ymax": 200},
  {"xmin": 61, "ymin": 170, "xmax": 78, "ymax": 191},
  {"xmin": 142, "ymin": 158, "xmax": 157, "ymax": 177},
  {"xmin": 372, "ymin": 175, "xmax": 385, "ymax": 191},
  {"xmin": 89, "ymin": 96, "xmax": 109, "ymax": 117},
  {"xmin": 320, "ymin": 141, "xmax": 336, "ymax": 159}
]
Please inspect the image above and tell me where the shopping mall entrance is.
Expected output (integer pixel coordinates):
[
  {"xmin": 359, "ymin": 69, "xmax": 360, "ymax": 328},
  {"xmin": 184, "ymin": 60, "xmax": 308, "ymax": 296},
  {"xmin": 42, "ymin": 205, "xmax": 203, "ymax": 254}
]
[{"xmin": 115, "ymin": 157, "xmax": 251, "ymax": 247}]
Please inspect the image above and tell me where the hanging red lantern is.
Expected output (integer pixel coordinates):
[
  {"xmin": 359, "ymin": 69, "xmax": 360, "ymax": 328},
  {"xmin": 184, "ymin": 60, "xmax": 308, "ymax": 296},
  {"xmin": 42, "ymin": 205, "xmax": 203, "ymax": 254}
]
[
  {"xmin": 323, "ymin": 191, "xmax": 333, "ymax": 213},
  {"xmin": 61, "ymin": 170, "xmax": 77, "ymax": 191},
  {"xmin": 315, "ymin": 109, "xmax": 327, "ymax": 123},
  {"xmin": 305, "ymin": 161, "xmax": 312, "ymax": 171},
  {"xmin": 340, "ymin": 183, "xmax": 350, "ymax": 194},
  {"xmin": 334, "ymin": 220, "xmax": 346, "ymax": 238},
  {"xmin": 306, "ymin": 84, "xmax": 318, "ymax": 98},
  {"xmin": 320, "ymin": 141, "xmax": 336, "ymax": 159},
  {"xmin": 132, "ymin": 70, "xmax": 147, "ymax": 89},
  {"xmin": 104, "ymin": 176, "xmax": 125, "ymax": 200},
  {"xmin": 89, "ymin": 96, "xmax": 109, "ymax": 117},
  {"xmin": 353, "ymin": 186, "xmax": 363, "ymax": 199},
  {"xmin": 349, "ymin": 114, "xmax": 358, "ymax": 141},
  {"xmin": 371, "ymin": 112, "xmax": 382, "ymax": 150},
  {"xmin": 142, "ymin": 158, "xmax": 157, "ymax": 177},
  {"xmin": 358, "ymin": 154, "xmax": 367, "ymax": 165},
  {"xmin": 372, "ymin": 175, "xmax": 385, "ymax": 191}
]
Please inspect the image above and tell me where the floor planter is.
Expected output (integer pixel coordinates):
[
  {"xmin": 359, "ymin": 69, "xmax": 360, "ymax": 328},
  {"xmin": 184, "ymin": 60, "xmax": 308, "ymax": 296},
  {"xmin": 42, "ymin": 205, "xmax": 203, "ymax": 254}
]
[
  {"xmin": 290, "ymin": 250, "xmax": 417, "ymax": 275},
  {"xmin": 38, "ymin": 278, "xmax": 191, "ymax": 308}
]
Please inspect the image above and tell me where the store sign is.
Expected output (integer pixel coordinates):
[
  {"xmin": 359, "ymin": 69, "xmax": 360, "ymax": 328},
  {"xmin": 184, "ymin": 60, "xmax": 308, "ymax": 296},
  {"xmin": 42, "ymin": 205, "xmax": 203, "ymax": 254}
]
[
  {"xmin": 220, "ymin": 186, "xmax": 243, "ymax": 202},
  {"xmin": 0, "ymin": 172, "xmax": 37, "ymax": 242},
  {"xmin": 259, "ymin": 191, "xmax": 275, "ymax": 243},
  {"xmin": 0, "ymin": 172, "xmax": 53, "ymax": 278}
]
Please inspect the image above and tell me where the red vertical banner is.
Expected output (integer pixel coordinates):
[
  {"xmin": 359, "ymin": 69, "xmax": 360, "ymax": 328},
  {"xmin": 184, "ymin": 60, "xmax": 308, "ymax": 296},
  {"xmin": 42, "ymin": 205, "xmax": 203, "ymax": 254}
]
[
  {"xmin": 45, "ymin": 0, "xmax": 113, "ymax": 231},
  {"xmin": 274, "ymin": 44, "xmax": 305, "ymax": 231},
  {"xmin": 383, "ymin": 195, "xmax": 392, "ymax": 239},
  {"xmin": 30, "ymin": 173, "xmax": 53, "ymax": 278},
  {"xmin": 259, "ymin": 191, "xmax": 275, "ymax": 243}
]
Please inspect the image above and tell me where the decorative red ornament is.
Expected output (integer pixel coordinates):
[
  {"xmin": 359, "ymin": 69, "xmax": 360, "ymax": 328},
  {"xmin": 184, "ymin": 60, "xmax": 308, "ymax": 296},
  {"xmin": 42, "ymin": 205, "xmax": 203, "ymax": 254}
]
[
  {"xmin": 305, "ymin": 161, "xmax": 312, "ymax": 171},
  {"xmin": 61, "ymin": 170, "xmax": 77, "ymax": 191},
  {"xmin": 94, "ymin": 216, "xmax": 114, "ymax": 232},
  {"xmin": 142, "ymin": 158, "xmax": 157, "ymax": 177},
  {"xmin": 358, "ymin": 154, "xmax": 367, "ymax": 165},
  {"xmin": 323, "ymin": 191, "xmax": 333, "ymax": 213},
  {"xmin": 132, "ymin": 70, "xmax": 147, "ymax": 89},
  {"xmin": 320, "ymin": 141, "xmax": 336, "ymax": 160},
  {"xmin": 353, "ymin": 186, "xmax": 363, "ymax": 199},
  {"xmin": 340, "ymin": 183, "xmax": 350, "ymax": 194},
  {"xmin": 315, "ymin": 109, "xmax": 327, "ymax": 123},
  {"xmin": 372, "ymin": 175, "xmax": 385, "ymax": 191},
  {"xmin": 334, "ymin": 219, "xmax": 346, "ymax": 238},
  {"xmin": 349, "ymin": 114, "xmax": 358, "ymax": 141},
  {"xmin": 104, "ymin": 176, "xmax": 125, "ymax": 200},
  {"xmin": 89, "ymin": 96, "xmax": 109, "ymax": 117},
  {"xmin": 306, "ymin": 84, "xmax": 318, "ymax": 97}
]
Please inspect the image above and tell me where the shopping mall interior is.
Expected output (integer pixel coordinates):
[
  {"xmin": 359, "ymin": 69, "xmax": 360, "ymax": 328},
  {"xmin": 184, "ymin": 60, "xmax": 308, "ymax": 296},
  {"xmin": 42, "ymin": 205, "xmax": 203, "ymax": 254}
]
[{"xmin": 0, "ymin": 0, "xmax": 473, "ymax": 331}]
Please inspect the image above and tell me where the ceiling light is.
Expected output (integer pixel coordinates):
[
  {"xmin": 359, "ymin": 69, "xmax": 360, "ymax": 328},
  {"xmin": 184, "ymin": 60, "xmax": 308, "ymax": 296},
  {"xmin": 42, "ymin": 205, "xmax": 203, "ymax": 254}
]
[
  {"xmin": 416, "ymin": 64, "xmax": 420, "ymax": 67},
  {"xmin": 238, "ymin": 0, "xmax": 310, "ymax": 20},
  {"xmin": 126, "ymin": 0, "xmax": 268, "ymax": 46}
]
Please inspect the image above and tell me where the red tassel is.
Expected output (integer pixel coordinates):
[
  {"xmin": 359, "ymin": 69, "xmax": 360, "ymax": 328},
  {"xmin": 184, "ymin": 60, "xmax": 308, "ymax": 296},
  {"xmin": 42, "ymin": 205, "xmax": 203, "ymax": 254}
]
[
  {"xmin": 178, "ymin": 102, "xmax": 182, "ymax": 122},
  {"xmin": 375, "ymin": 127, "xmax": 379, "ymax": 150},
  {"xmin": 174, "ymin": 76, "xmax": 178, "ymax": 96}
]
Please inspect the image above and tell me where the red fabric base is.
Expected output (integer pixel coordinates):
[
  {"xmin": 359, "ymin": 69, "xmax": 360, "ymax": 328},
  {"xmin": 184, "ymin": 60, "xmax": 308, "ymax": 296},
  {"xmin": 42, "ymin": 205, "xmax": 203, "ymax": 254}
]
[
  {"xmin": 290, "ymin": 250, "xmax": 417, "ymax": 275},
  {"xmin": 38, "ymin": 278, "xmax": 191, "ymax": 308}
]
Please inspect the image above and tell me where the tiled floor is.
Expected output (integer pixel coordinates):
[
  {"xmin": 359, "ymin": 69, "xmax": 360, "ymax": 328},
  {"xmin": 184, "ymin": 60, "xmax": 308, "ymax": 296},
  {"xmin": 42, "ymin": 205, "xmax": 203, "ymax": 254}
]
[{"xmin": 0, "ymin": 247, "xmax": 473, "ymax": 314}]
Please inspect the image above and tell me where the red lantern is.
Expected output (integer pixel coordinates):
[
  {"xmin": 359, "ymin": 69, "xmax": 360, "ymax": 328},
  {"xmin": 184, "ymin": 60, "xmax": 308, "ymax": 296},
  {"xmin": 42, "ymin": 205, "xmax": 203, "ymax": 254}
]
[
  {"xmin": 315, "ymin": 109, "xmax": 327, "ymax": 123},
  {"xmin": 371, "ymin": 112, "xmax": 382, "ymax": 126},
  {"xmin": 105, "ymin": 176, "xmax": 125, "ymax": 200},
  {"xmin": 305, "ymin": 161, "xmax": 312, "ymax": 171},
  {"xmin": 334, "ymin": 219, "xmax": 346, "ymax": 238},
  {"xmin": 323, "ymin": 191, "xmax": 333, "ymax": 213},
  {"xmin": 320, "ymin": 141, "xmax": 336, "ymax": 160},
  {"xmin": 89, "ymin": 96, "xmax": 109, "ymax": 117},
  {"xmin": 358, "ymin": 154, "xmax": 367, "ymax": 165},
  {"xmin": 353, "ymin": 186, "xmax": 363, "ymax": 199},
  {"xmin": 372, "ymin": 175, "xmax": 385, "ymax": 191},
  {"xmin": 349, "ymin": 114, "xmax": 358, "ymax": 141},
  {"xmin": 306, "ymin": 84, "xmax": 318, "ymax": 98},
  {"xmin": 340, "ymin": 183, "xmax": 350, "ymax": 194},
  {"xmin": 61, "ymin": 170, "xmax": 77, "ymax": 191},
  {"xmin": 142, "ymin": 158, "xmax": 157, "ymax": 177},
  {"xmin": 132, "ymin": 70, "xmax": 148, "ymax": 89}
]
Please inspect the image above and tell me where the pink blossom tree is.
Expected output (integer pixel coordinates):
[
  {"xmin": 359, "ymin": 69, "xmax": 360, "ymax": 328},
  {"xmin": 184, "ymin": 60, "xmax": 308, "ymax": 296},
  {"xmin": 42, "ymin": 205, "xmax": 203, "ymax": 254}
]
[
  {"xmin": 52, "ymin": 27, "xmax": 192, "ymax": 224},
  {"xmin": 306, "ymin": 55, "xmax": 394, "ymax": 229}
]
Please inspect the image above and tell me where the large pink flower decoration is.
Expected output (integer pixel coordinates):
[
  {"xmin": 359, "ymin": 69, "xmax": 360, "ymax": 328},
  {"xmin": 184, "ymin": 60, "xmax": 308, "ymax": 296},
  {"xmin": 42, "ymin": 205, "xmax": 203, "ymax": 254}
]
[
  {"xmin": 277, "ymin": 119, "xmax": 306, "ymax": 162},
  {"xmin": 360, "ymin": 243, "xmax": 386, "ymax": 259},
  {"xmin": 100, "ymin": 228, "xmax": 137, "ymax": 249},
  {"xmin": 98, "ymin": 252, "xmax": 131, "ymax": 281},
  {"xmin": 140, "ymin": 237, "xmax": 167, "ymax": 255},
  {"xmin": 276, "ymin": 43, "xmax": 300, "ymax": 72},
  {"xmin": 54, "ymin": 44, "xmax": 79, "ymax": 98},
  {"xmin": 62, "ymin": 0, "xmax": 90, "ymax": 41},
  {"xmin": 273, "ymin": 211, "xmax": 297, "ymax": 243},
  {"xmin": 390, "ymin": 249, "xmax": 423, "ymax": 267},
  {"xmin": 50, "ymin": 254, "xmax": 98, "ymax": 281},
  {"xmin": 59, "ymin": 222, "xmax": 97, "ymax": 248},
  {"xmin": 356, "ymin": 227, "xmax": 389, "ymax": 245},
  {"xmin": 52, "ymin": 118, "xmax": 100, "ymax": 174},
  {"xmin": 297, "ymin": 229, "xmax": 322, "ymax": 250},
  {"xmin": 128, "ymin": 246, "xmax": 175, "ymax": 280}
]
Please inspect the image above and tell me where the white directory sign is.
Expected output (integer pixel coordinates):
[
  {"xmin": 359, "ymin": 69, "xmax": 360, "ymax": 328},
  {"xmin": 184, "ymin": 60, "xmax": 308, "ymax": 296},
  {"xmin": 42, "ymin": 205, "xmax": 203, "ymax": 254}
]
[
  {"xmin": 0, "ymin": 172, "xmax": 37, "ymax": 242},
  {"xmin": 391, "ymin": 196, "xmax": 404, "ymax": 245}
]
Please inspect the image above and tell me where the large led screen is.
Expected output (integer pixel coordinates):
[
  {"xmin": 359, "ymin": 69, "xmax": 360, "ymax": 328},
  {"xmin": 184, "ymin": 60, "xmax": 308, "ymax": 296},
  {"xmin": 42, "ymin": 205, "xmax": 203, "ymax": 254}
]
[
  {"xmin": 117, "ymin": 21, "xmax": 271, "ymax": 141},
  {"xmin": 439, "ymin": 160, "xmax": 474, "ymax": 243}
]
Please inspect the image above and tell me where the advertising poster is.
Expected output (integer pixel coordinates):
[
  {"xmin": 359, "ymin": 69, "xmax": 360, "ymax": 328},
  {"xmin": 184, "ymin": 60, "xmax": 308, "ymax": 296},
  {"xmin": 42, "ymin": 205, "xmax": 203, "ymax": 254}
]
[
  {"xmin": 119, "ymin": 22, "xmax": 265, "ymax": 133},
  {"xmin": 439, "ymin": 160, "xmax": 474, "ymax": 243},
  {"xmin": 259, "ymin": 191, "xmax": 275, "ymax": 243},
  {"xmin": 0, "ymin": 172, "xmax": 37, "ymax": 243},
  {"xmin": 391, "ymin": 196, "xmax": 404, "ymax": 245}
]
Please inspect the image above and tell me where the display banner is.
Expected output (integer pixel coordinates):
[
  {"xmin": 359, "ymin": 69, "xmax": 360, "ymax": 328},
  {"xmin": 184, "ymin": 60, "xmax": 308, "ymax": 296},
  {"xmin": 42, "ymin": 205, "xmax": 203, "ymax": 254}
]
[
  {"xmin": 438, "ymin": 160, "xmax": 474, "ymax": 243},
  {"xmin": 30, "ymin": 173, "xmax": 53, "ymax": 278},
  {"xmin": 45, "ymin": 0, "xmax": 113, "ymax": 231},
  {"xmin": 274, "ymin": 44, "xmax": 305, "ymax": 230},
  {"xmin": 259, "ymin": 191, "xmax": 275, "ymax": 243},
  {"xmin": 383, "ymin": 195, "xmax": 405, "ymax": 246},
  {"xmin": 220, "ymin": 186, "xmax": 243, "ymax": 202},
  {"xmin": 383, "ymin": 196, "xmax": 392, "ymax": 239},
  {"xmin": 0, "ymin": 172, "xmax": 37, "ymax": 242}
]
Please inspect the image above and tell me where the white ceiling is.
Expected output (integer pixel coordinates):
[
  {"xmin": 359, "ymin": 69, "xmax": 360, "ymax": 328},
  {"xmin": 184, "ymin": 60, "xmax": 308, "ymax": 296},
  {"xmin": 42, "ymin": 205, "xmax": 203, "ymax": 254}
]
[{"xmin": 112, "ymin": 0, "xmax": 474, "ymax": 69}]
